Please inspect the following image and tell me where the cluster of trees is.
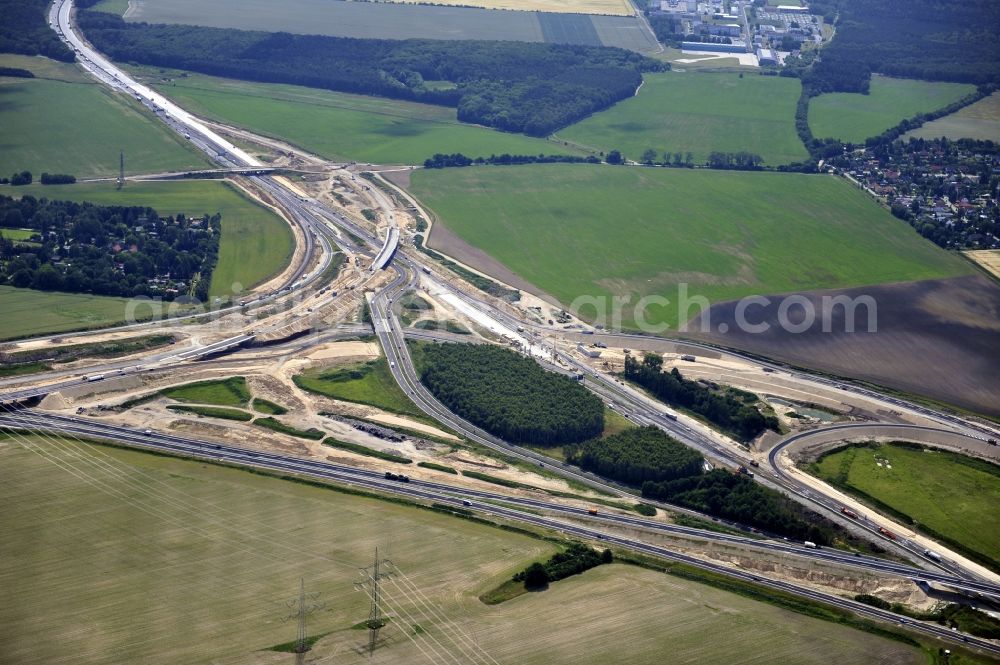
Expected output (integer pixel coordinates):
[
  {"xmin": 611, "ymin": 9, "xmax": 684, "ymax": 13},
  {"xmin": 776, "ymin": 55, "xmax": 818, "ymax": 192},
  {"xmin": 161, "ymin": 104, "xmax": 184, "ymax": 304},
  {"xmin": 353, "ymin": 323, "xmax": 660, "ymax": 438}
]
[
  {"xmin": 8, "ymin": 171, "xmax": 32, "ymax": 186},
  {"xmin": 0, "ymin": 195, "xmax": 221, "ymax": 300},
  {"xmin": 418, "ymin": 342, "xmax": 604, "ymax": 445},
  {"xmin": 423, "ymin": 153, "xmax": 600, "ymax": 169},
  {"xmin": 513, "ymin": 543, "xmax": 612, "ymax": 589},
  {"xmin": 642, "ymin": 469, "xmax": 833, "ymax": 544},
  {"xmin": 39, "ymin": 173, "xmax": 76, "ymax": 185},
  {"xmin": 78, "ymin": 12, "xmax": 664, "ymax": 137},
  {"xmin": 622, "ymin": 354, "xmax": 778, "ymax": 442},
  {"xmin": 565, "ymin": 426, "xmax": 704, "ymax": 486},
  {"xmin": 801, "ymin": 0, "xmax": 1000, "ymax": 92},
  {"xmin": 0, "ymin": 67, "xmax": 34, "ymax": 78},
  {"xmin": 0, "ymin": 0, "xmax": 73, "ymax": 62},
  {"xmin": 648, "ymin": 15, "xmax": 684, "ymax": 49}
]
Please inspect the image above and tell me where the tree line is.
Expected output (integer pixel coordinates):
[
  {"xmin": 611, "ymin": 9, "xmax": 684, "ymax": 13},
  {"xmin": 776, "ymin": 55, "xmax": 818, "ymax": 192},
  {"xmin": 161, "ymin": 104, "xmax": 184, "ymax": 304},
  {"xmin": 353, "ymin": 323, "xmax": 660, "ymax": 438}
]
[
  {"xmin": 565, "ymin": 426, "xmax": 704, "ymax": 486},
  {"xmin": 622, "ymin": 354, "xmax": 779, "ymax": 442},
  {"xmin": 417, "ymin": 342, "xmax": 604, "ymax": 445},
  {"xmin": 423, "ymin": 153, "xmax": 600, "ymax": 169},
  {"xmin": 0, "ymin": 0, "xmax": 74, "ymax": 63},
  {"xmin": 0, "ymin": 195, "xmax": 220, "ymax": 300},
  {"xmin": 77, "ymin": 11, "xmax": 665, "ymax": 137}
]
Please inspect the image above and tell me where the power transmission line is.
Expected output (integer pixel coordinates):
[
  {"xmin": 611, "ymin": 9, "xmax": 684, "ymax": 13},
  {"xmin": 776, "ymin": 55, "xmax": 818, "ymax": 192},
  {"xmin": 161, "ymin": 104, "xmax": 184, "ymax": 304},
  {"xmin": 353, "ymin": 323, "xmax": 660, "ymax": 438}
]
[{"xmin": 284, "ymin": 578, "xmax": 324, "ymax": 664}]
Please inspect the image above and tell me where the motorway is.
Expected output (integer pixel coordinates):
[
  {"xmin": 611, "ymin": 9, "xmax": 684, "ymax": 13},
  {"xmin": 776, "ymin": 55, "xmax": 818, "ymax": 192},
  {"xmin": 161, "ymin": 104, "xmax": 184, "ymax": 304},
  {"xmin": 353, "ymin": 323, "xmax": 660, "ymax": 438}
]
[
  {"xmin": 2, "ymin": 407, "xmax": 998, "ymax": 656},
  {"xmin": 5, "ymin": 0, "xmax": 996, "ymax": 653}
]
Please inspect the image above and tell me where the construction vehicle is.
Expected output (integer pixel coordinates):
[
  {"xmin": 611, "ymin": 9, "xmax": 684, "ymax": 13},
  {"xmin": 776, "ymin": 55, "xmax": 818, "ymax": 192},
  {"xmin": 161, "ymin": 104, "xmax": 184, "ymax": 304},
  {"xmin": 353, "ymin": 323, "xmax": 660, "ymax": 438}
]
[{"xmin": 841, "ymin": 507, "xmax": 859, "ymax": 519}]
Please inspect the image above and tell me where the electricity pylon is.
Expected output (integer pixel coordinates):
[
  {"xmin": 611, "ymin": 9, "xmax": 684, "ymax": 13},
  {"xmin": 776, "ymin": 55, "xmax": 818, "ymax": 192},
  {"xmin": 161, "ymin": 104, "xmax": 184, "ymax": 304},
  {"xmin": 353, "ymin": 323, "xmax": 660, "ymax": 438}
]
[{"xmin": 355, "ymin": 548, "xmax": 392, "ymax": 656}]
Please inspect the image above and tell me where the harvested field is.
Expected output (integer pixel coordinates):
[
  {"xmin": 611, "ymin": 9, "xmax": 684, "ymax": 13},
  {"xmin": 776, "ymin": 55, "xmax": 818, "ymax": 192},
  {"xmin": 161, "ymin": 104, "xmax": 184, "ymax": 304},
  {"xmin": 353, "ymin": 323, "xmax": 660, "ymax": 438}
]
[
  {"xmin": 592, "ymin": 14, "xmax": 660, "ymax": 52},
  {"xmin": 127, "ymin": 0, "xmax": 544, "ymax": 42},
  {"xmin": 964, "ymin": 249, "xmax": 1000, "ymax": 280},
  {"xmin": 905, "ymin": 92, "xmax": 1000, "ymax": 142},
  {"xmin": 539, "ymin": 13, "xmax": 603, "ymax": 46},
  {"xmin": 0, "ymin": 437, "xmax": 928, "ymax": 665},
  {"xmin": 687, "ymin": 275, "xmax": 1000, "ymax": 417},
  {"xmin": 383, "ymin": 0, "xmax": 634, "ymax": 15},
  {"xmin": 125, "ymin": 0, "xmax": 654, "ymax": 51}
]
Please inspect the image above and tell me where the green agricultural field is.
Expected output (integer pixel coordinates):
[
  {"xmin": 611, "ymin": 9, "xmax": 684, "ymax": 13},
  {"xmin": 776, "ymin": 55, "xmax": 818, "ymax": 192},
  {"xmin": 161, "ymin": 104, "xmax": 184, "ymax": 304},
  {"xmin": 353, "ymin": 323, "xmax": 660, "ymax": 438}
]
[
  {"xmin": 295, "ymin": 357, "xmax": 428, "ymax": 421},
  {"xmin": 0, "ymin": 285, "xmax": 170, "ymax": 340},
  {"xmin": 410, "ymin": 165, "xmax": 971, "ymax": 329},
  {"xmin": 905, "ymin": 92, "xmax": 1000, "ymax": 142},
  {"xmin": 558, "ymin": 72, "xmax": 808, "ymax": 166},
  {"xmin": 0, "ymin": 228, "xmax": 38, "ymax": 242},
  {"xmin": 89, "ymin": 0, "xmax": 129, "ymax": 14},
  {"xmin": 161, "ymin": 376, "xmax": 251, "ymax": 406},
  {"xmin": 143, "ymin": 70, "xmax": 575, "ymax": 165},
  {"xmin": 808, "ymin": 75, "xmax": 976, "ymax": 143},
  {"xmin": 0, "ymin": 56, "xmax": 206, "ymax": 179},
  {"xmin": 13, "ymin": 180, "xmax": 292, "ymax": 298},
  {"xmin": 809, "ymin": 442, "xmax": 1000, "ymax": 570},
  {"xmin": 0, "ymin": 436, "xmax": 931, "ymax": 664}
]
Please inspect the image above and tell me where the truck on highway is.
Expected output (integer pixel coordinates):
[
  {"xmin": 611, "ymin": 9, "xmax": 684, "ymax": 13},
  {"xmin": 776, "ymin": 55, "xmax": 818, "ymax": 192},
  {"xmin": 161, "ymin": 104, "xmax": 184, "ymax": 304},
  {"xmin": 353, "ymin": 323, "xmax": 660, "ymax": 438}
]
[
  {"xmin": 680, "ymin": 354, "xmax": 696, "ymax": 362},
  {"xmin": 878, "ymin": 526, "xmax": 897, "ymax": 540},
  {"xmin": 841, "ymin": 507, "xmax": 859, "ymax": 519},
  {"xmin": 84, "ymin": 374, "xmax": 105, "ymax": 382},
  {"xmin": 924, "ymin": 549, "xmax": 943, "ymax": 562},
  {"xmin": 803, "ymin": 541, "xmax": 818, "ymax": 549},
  {"xmin": 389, "ymin": 361, "xmax": 396, "ymax": 369},
  {"xmin": 384, "ymin": 471, "xmax": 410, "ymax": 483},
  {"xmin": 736, "ymin": 465, "xmax": 754, "ymax": 478},
  {"xmin": 587, "ymin": 508, "xmax": 598, "ymax": 516},
  {"xmin": 663, "ymin": 412, "xmax": 678, "ymax": 421}
]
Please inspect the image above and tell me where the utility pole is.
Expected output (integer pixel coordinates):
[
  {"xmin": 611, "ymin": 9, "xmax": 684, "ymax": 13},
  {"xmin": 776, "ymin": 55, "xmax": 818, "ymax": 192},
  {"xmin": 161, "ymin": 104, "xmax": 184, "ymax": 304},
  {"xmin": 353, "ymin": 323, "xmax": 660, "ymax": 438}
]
[
  {"xmin": 284, "ymin": 578, "xmax": 324, "ymax": 665},
  {"xmin": 355, "ymin": 547, "xmax": 392, "ymax": 656},
  {"xmin": 117, "ymin": 150, "xmax": 124, "ymax": 190}
]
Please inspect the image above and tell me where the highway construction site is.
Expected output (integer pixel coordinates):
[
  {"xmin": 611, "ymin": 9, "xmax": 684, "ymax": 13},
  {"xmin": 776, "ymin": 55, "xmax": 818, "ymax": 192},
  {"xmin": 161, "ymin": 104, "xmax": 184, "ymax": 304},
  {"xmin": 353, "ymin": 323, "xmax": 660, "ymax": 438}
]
[{"xmin": 2, "ymin": 1, "xmax": 1000, "ymax": 661}]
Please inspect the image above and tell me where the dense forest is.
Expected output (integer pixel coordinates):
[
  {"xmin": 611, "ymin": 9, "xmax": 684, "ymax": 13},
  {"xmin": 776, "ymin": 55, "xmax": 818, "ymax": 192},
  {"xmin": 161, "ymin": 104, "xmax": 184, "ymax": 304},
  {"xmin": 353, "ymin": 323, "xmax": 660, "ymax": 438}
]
[
  {"xmin": 643, "ymin": 469, "xmax": 833, "ymax": 544},
  {"xmin": 802, "ymin": 0, "xmax": 1000, "ymax": 92},
  {"xmin": 566, "ymin": 426, "xmax": 704, "ymax": 486},
  {"xmin": 0, "ymin": 0, "xmax": 73, "ymax": 62},
  {"xmin": 415, "ymin": 342, "xmax": 604, "ymax": 445},
  {"xmin": 77, "ymin": 12, "xmax": 664, "ymax": 137},
  {"xmin": 0, "ymin": 195, "xmax": 220, "ymax": 300},
  {"xmin": 564, "ymin": 423, "xmax": 830, "ymax": 543},
  {"xmin": 622, "ymin": 354, "xmax": 779, "ymax": 442}
]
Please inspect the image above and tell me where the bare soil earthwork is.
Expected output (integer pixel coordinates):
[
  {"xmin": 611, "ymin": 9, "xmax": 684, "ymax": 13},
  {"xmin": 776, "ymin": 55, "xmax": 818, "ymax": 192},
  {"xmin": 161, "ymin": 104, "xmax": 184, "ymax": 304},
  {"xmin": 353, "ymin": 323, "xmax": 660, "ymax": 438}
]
[{"xmin": 687, "ymin": 275, "xmax": 1000, "ymax": 417}]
